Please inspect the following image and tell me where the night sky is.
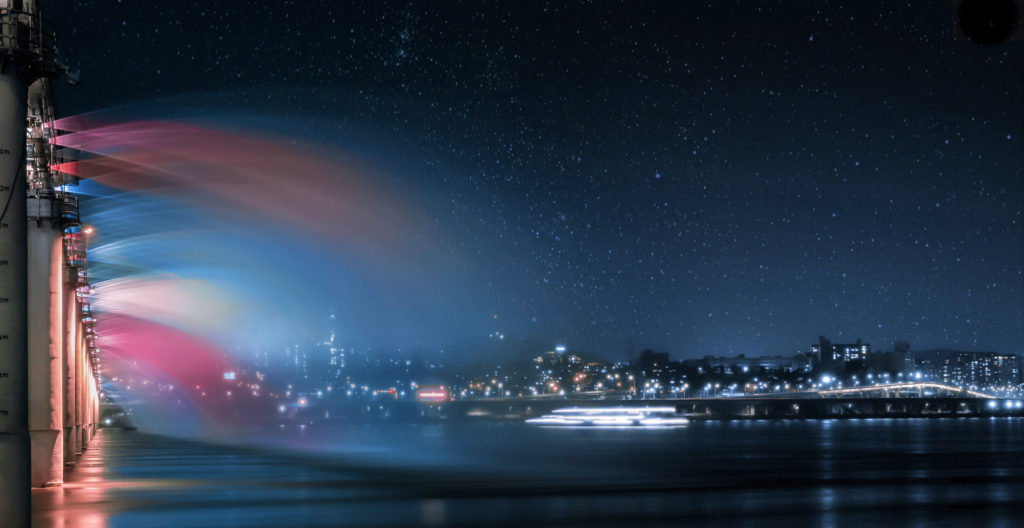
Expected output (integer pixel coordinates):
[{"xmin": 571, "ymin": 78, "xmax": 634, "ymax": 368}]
[{"xmin": 47, "ymin": 2, "xmax": 1022, "ymax": 360}]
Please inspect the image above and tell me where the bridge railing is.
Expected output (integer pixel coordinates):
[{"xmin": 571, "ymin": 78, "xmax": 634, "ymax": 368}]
[
  {"xmin": 0, "ymin": 7, "xmax": 60, "ymax": 77},
  {"xmin": 63, "ymin": 230, "xmax": 86, "ymax": 269}
]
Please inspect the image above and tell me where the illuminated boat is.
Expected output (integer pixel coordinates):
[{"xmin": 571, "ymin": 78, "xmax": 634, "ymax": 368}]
[{"xmin": 526, "ymin": 406, "xmax": 688, "ymax": 427}]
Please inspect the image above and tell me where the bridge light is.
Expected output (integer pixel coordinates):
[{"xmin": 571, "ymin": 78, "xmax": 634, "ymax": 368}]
[{"xmin": 988, "ymin": 401, "xmax": 998, "ymax": 409}]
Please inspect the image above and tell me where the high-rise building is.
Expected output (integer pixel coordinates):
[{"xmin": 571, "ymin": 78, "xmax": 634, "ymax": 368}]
[
  {"xmin": 918, "ymin": 349, "xmax": 1019, "ymax": 390},
  {"xmin": 319, "ymin": 313, "xmax": 345, "ymax": 380},
  {"xmin": 893, "ymin": 341, "xmax": 913, "ymax": 371}
]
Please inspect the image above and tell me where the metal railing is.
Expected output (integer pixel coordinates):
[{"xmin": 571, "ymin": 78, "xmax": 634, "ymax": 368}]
[
  {"xmin": 58, "ymin": 192, "xmax": 79, "ymax": 226},
  {"xmin": 0, "ymin": 7, "xmax": 59, "ymax": 76},
  {"xmin": 64, "ymin": 231, "xmax": 86, "ymax": 269}
]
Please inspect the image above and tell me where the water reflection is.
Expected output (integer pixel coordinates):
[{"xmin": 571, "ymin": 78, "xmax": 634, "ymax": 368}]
[
  {"xmin": 32, "ymin": 418, "xmax": 1024, "ymax": 527},
  {"xmin": 817, "ymin": 487, "xmax": 836, "ymax": 528}
]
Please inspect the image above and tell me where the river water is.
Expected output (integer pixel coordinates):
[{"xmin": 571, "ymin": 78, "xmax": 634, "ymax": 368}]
[{"xmin": 32, "ymin": 417, "xmax": 1024, "ymax": 527}]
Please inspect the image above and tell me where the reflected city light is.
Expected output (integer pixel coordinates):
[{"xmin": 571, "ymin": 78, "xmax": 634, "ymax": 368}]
[{"xmin": 526, "ymin": 407, "xmax": 688, "ymax": 427}]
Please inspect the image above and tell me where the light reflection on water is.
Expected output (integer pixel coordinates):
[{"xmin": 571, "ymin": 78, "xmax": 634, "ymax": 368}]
[{"xmin": 32, "ymin": 417, "xmax": 1024, "ymax": 527}]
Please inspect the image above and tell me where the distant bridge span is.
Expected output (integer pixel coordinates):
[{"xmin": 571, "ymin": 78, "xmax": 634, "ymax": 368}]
[
  {"xmin": 442, "ymin": 382, "xmax": 1016, "ymax": 421},
  {"xmin": 812, "ymin": 382, "xmax": 994, "ymax": 399}
]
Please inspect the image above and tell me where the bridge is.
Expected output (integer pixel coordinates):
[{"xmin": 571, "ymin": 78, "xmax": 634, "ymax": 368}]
[
  {"xmin": 436, "ymin": 382, "xmax": 1016, "ymax": 421},
  {"xmin": 814, "ymin": 381, "xmax": 995, "ymax": 399},
  {"xmin": 0, "ymin": 4, "xmax": 100, "ymax": 525},
  {"xmin": 297, "ymin": 383, "xmax": 1019, "ymax": 423}
]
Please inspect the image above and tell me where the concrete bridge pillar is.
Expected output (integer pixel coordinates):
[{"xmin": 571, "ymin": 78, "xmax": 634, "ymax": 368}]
[
  {"xmin": 92, "ymin": 373, "xmax": 98, "ymax": 436},
  {"xmin": 0, "ymin": 53, "xmax": 31, "ymax": 527},
  {"xmin": 0, "ymin": 5, "xmax": 63, "ymax": 521},
  {"xmin": 27, "ymin": 208, "xmax": 63, "ymax": 486},
  {"xmin": 85, "ymin": 367, "xmax": 92, "ymax": 444},
  {"xmin": 76, "ymin": 317, "xmax": 84, "ymax": 453},
  {"xmin": 91, "ymin": 362, "xmax": 97, "ymax": 437},
  {"xmin": 63, "ymin": 283, "xmax": 77, "ymax": 463},
  {"xmin": 81, "ymin": 366, "xmax": 89, "ymax": 444},
  {"xmin": 84, "ymin": 365, "xmax": 94, "ymax": 443}
]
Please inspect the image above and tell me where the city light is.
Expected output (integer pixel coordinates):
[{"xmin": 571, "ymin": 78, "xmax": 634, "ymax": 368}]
[
  {"xmin": 527, "ymin": 407, "xmax": 687, "ymax": 428},
  {"xmin": 416, "ymin": 386, "xmax": 450, "ymax": 403}
]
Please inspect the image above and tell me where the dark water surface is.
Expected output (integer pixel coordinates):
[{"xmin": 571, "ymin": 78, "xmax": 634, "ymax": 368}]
[{"xmin": 32, "ymin": 418, "xmax": 1024, "ymax": 527}]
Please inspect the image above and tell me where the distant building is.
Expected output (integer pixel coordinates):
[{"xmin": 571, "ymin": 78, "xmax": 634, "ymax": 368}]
[
  {"xmin": 949, "ymin": 353, "xmax": 1018, "ymax": 389},
  {"xmin": 811, "ymin": 337, "xmax": 870, "ymax": 363},
  {"xmin": 893, "ymin": 341, "xmax": 914, "ymax": 372},
  {"xmin": 916, "ymin": 349, "xmax": 1019, "ymax": 390},
  {"xmin": 703, "ymin": 354, "xmax": 812, "ymax": 374},
  {"xmin": 284, "ymin": 343, "xmax": 309, "ymax": 380},
  {"xmin": 636, "ymin": 349, "xmax": 670, "ymax": 374}
]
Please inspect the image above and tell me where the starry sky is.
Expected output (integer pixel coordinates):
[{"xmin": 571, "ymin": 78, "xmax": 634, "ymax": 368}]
[{"xmin": 47, "ymin": 1, "xmax": 1022, "ymax": 360}]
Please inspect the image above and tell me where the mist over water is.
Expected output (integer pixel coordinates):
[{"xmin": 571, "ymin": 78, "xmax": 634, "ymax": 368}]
[{"xmin": 59, "ymin": 107, "xmax": 498, "ymax": 440}]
